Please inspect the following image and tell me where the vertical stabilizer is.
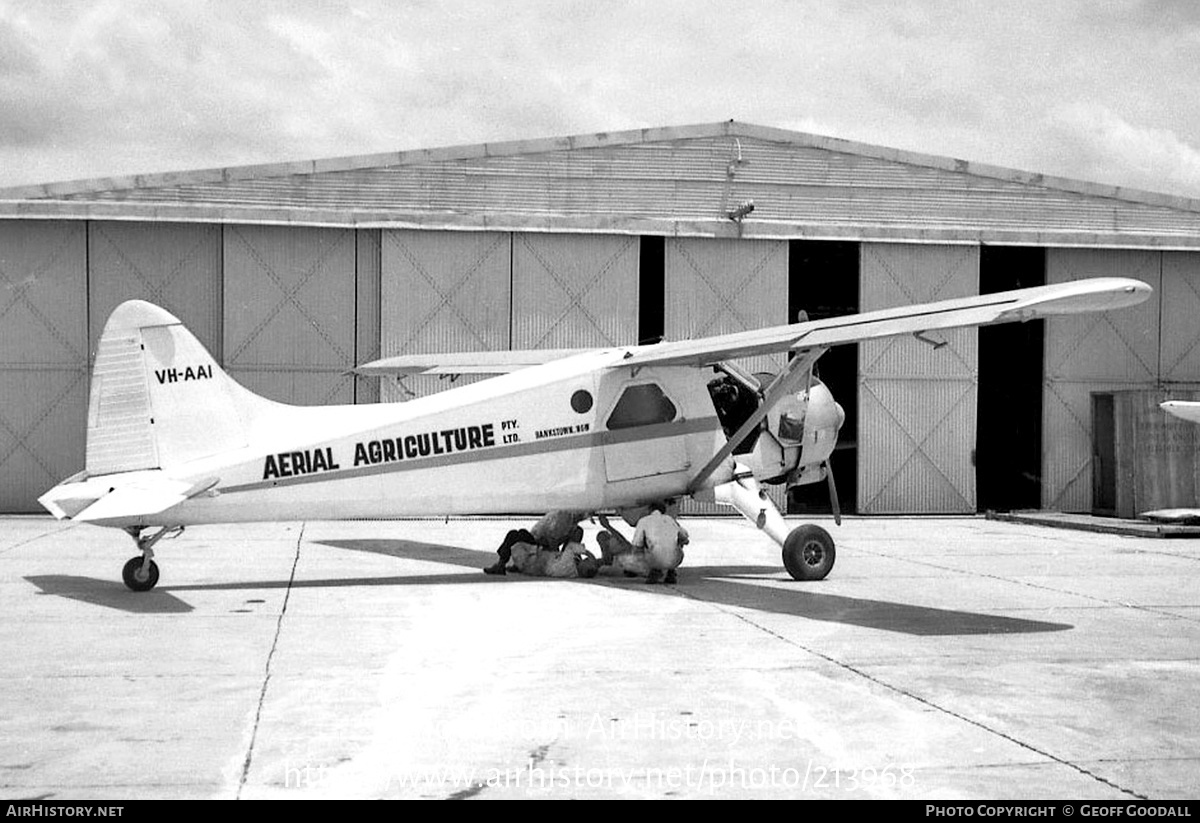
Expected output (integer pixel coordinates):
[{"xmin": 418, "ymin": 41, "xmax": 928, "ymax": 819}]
[{"xmin": 86, "ymin": 301, "xmax": 249, "ymax": 475}]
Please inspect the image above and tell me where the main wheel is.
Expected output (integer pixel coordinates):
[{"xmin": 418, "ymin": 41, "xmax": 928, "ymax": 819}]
[
  {"xmin": 782, "ymin": 524, "xmax": 836, "ymax": 581},
  {"xmin": 122, "ymin": 556, "xmax": 160, "ymax": 592}
]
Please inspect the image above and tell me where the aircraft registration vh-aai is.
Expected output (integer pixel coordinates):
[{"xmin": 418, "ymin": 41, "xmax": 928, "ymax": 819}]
[{"xmin": 38, "ymin": 277, "xmax": 1152, "ymax": 591}]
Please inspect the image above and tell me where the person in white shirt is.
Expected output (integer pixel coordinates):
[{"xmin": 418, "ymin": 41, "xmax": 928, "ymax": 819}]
[{"xmin": 631, "ymin": 502, "xmax": 689, "ymax": 584}]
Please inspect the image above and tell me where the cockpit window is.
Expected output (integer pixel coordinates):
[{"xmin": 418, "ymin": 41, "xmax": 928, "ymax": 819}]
[{"xmin": 606, "ymin": 383, "xmax": 678, "ymax": 430}]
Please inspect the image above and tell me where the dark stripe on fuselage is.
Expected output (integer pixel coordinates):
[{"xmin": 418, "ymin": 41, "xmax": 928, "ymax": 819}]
[{"xmin": 219, "ymin": 416, "xmax": 722, "ymax": 495}]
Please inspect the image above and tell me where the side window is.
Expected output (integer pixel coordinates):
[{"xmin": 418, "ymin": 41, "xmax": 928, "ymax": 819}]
[{"xmin": 606, "ymin": 383, "xmax": 678, "ymax": 430}]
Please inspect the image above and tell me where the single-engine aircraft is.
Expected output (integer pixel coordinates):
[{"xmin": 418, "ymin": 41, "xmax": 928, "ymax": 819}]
[
  {"xmin": 1140, "ymin": 399, "xmax": 1200, "ymax": 524},
  {"xmin": 38, "ymin": 277, "xmax": 1151, "ymax": 591},
  {"xmin": 1161, "ymin": 400, "xmax": 1200, "ymax": 425}
]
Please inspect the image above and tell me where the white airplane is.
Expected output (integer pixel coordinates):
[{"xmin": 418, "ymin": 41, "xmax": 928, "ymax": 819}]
[
  {"xmin": 38, "ymin": 277, "xmax": 1151, "ymax": 591},
  {"xmin": 1161, "ymin": 400, "xmax": 1200, "ymax": 425},
  {"xmin": 1141, "ymin": 400, "xmax": 1200, "ymax": 523}
]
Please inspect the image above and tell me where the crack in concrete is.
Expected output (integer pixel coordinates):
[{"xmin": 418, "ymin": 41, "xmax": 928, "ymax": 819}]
[
  {"xmin": 445, "ymin": 782, "xmax": 486, "ymax": 800},
  {"xmin": 0, "ymin": 522, "xmax": 76, "ymax": 556},
  {"xmin": 676, "ymin": 586, "xmax": 1151, "ymax": 801},
  {"xmin": 447, "ymin": 734, "xmax": 560, "ymax": 799},
  {"xmin": 236, "ymin": 523, "xmax": 305, "ymax": 800},
  {"xmin": 1118, "ymin": 548, "xmax": 1200, "ymax": 564}
]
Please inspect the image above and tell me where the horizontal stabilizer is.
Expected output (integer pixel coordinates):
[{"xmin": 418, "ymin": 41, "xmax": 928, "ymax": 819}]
[
  {"xmin": 40, "ymin": 473, "xmax": 219, "ymax": 523},
  {"xmin": 355, "ymin": 348, "xmax": 590, "ymax": 376},
  {"xmin": 76, "ymin": 485, "xmax": 190, "ymax": 523}
]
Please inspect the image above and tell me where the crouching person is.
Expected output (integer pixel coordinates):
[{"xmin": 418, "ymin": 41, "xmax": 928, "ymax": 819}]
[{"xmin": 632, "ymin": 502, "xmax": 688, "ymax": 584}]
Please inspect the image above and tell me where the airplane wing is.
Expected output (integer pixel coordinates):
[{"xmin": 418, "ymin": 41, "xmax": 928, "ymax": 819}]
[
  {"xmin": 355, "ymin": 348, "xmax": 590, "ymax": 376},
  {"xmin": 655, "ymin": 276, "xmax": 1149, "ymax": 495},
  {"xmin": 1161, "ymin": 400, "xmax": 1200, "ymax": 424},
  {"xmin": 618, "ymin": 278, "xmax": 1152, "ymax": 368},
  {"xmin": 352, "ymin": 278, "xmax": 1150, "ymax": 375},
  {"xmin": 1140, "ymin": 508, "xmax": 1200, "ymax": 523}
]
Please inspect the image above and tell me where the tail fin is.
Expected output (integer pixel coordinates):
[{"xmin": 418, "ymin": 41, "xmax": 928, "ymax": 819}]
[{"xmin": 86, "ymin": 301, "xmax": 255, "ymax": 475}]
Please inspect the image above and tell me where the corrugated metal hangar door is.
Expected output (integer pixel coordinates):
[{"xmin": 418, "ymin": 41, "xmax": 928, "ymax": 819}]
[
  {"xmin": 1158, "ymin": 252, "xmax": 1200, "ymax": 383},
  {"xmin": 88, "ymin": 222, "xmax": 222, "ymax": 356},
  {"xmin": 665, "ymin": 237, "xmax": 788, "ymax": 371},
  {"xmin": 858, "ymin": 243, "xmax": 979, "ymax": 514},
  {"xmin": 0, "ymin": 222, "xmax": 87, "ymax": 512},
  {"xmin": 354, "ymin": 230, "xmax": 382, "ymax": 404},
  {"xmin": 223, "ymin": 225, "xmax": 357, "ymax": 405},
  {"xmin": 665, "ymin": 237, "xmax": 788, "ymax": 512},
  {"xmin": 511, "ymin": 233, "xmax": 639, "ymax": 348},
  {"xmin": 1043, "ymin": 249, "xmax": 1161, "ymax": 512},
  {"xmin": 380, "ymin": 230, "xmax": 511, "ymax": 402}
]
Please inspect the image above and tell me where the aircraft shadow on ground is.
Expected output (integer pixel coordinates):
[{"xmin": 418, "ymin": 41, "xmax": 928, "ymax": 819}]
[
  {"xmin": 24, "ymin": 575, "xmax": 194, "ymax": 614},
  {"xmin": 320, "ymin": 539, "xmax": 1073, "ymax": 637},
  {"xmin": 317, "ymin": 538, "xmax": 495, "ymax": 567},
  {"xmin": 157, "ymin": 540, "xmax": 515, "ymax": 593},
  {"xmin": 679, "ymin": 567, "xmax": 1073, "ymax": 636},
  {"xmin": 23, "ymin": 540, "xmax": 1075, "ymax": 636}
]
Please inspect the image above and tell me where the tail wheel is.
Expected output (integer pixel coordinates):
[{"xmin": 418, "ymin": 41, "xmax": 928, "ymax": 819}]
[
  {"xmin": 782, "ymin": 524, "xmax": 835, "ymax": 581},
  {"xmin": 122, "ymin": 556, "xmax": 160, "ymax": 592}
]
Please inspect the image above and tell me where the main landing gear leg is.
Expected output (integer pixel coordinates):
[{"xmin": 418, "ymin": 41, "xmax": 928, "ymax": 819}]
[
  {"xmin": 714, "ymin": 468, "xmax": 836, "ymax": 582},
  {"xmin": 120, "ymin": 525, "xmax": 182, "ymax": 592}
]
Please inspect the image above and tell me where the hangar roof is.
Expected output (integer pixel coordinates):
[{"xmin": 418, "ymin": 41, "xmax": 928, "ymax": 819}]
[{"xmin": 2, "ymin": 120, "xmax": 1199, "ymax": 248}]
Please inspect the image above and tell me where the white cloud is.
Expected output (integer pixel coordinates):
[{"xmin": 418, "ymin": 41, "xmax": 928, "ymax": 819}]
[
  {"xmin": 1046, "ymin": 103, "xmax": 1200, "ymax": 196},
  {"xmin": 0, "ymin": 0, "xmax": 1198, "ymax": 200}
]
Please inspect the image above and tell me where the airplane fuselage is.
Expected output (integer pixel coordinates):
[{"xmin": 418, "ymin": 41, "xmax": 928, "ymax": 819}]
[{"xmin": 82, "ymin": 350, "xmax": 734, "ymax": 527}]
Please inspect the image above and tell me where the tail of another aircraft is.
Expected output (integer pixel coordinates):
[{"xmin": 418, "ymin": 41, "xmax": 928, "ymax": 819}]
[{"xmin": 85, "ymin": 300, "xmax": 266, "ymax": 475}]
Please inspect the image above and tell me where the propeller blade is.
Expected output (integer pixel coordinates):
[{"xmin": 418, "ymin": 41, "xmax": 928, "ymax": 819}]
[{"xmin": 825, "ymin": 457, "xmax": 842, "ymax": 526}]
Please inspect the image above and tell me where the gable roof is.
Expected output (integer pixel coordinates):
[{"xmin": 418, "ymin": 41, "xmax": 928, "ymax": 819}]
[{"xmin": 3, "ymin": 121, "xmax": 1199, "ymax": 248}]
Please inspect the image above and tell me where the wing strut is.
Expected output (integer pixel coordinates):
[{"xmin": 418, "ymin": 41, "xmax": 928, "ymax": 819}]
[
  {"xmin": 824, "ymin": 458, "xmax": 842, "ymax": 526},
  {"xmin": 687, "ymin": 347, "xmax": 827, "ymax": 493}
]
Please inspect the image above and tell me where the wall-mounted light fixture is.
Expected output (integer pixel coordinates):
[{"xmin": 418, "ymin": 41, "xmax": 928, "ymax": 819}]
[{"xmin": 727, "ymin": 200, "xmax": 755, "ymax": 223}]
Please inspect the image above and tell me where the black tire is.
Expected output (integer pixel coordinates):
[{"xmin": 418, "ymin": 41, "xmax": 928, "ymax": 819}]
[
  {"xmin": 122, "ymin": 556, "xmax": 160, "ymax": 592},
  {"xmin": 782, "ymin": 524, "xmax": 836, "ymax": 581}
]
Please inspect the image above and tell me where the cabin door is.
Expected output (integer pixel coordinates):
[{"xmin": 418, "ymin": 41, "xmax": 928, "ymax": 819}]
[{"xmin": 602, "ymin": 380, "xmax": 689, "ymax": 482}]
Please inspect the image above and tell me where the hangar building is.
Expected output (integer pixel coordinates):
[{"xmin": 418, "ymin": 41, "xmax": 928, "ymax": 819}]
[{"xmin": 2, "ymin": 121, "xmax": 1199, "ymax": 516}]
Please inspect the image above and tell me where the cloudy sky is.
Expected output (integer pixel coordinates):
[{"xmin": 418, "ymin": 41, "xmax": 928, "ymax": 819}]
[{"xmin": 1, "ymin": 0, "xmax": 1198, "ymax": 197}]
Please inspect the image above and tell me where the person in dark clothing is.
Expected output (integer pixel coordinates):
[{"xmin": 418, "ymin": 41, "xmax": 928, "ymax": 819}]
[{"xmin": 483, "ymin": 510, "xmax": 588, "ymax": 575}]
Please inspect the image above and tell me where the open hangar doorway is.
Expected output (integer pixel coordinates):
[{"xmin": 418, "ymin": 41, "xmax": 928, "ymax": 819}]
[
  {"xmin": 976, "ymin": 245, "xmax": 1045, "ymax": 512},
  {"xmin": 787, "ymin": 240, "xmax": 860, "ymax": 516}
]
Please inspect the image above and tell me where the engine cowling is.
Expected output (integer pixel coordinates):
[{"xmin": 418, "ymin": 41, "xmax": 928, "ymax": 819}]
[
  {"xmin": 787, "ymin": 379, "xmax": 845, "ymax": 478},
  {"xmin": 747, "ymin": 378, "xmax": 845, "ymax": 486}
]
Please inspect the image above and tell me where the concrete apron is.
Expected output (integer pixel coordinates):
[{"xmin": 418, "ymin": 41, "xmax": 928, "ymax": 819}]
[{"xmin": 2, "ymin": 515, "xmax": 1197, "ymax": 799}]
